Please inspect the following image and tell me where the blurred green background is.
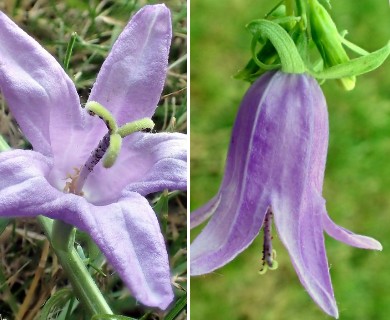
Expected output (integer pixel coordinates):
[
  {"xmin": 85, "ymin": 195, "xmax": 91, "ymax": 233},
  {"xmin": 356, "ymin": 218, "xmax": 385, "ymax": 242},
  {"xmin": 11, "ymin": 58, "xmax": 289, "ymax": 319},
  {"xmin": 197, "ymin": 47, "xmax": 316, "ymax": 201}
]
[{"xmin": 190, "ymin": 1, "xmax": 390, "ymax": 319}]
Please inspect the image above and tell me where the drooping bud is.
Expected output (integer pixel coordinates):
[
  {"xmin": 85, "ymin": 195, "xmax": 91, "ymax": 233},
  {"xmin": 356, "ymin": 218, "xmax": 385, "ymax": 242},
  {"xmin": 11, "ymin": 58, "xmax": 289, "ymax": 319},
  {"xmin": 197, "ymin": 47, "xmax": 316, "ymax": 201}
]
[{"xmin": 308, "ymin": 0, "xmax": 355, "ymax": 90}]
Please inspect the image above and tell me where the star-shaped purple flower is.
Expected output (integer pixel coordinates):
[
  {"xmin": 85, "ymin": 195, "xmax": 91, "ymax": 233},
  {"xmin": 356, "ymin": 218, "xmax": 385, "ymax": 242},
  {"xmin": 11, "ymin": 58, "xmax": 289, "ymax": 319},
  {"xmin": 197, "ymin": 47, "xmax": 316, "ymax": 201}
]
[
  {"xmin": 190, "ymin": 71, "xmax": 381, "ymax": 318},
  {"xmin": 0, "ymin": 5, "xmax": 186, "ymax": 310}
]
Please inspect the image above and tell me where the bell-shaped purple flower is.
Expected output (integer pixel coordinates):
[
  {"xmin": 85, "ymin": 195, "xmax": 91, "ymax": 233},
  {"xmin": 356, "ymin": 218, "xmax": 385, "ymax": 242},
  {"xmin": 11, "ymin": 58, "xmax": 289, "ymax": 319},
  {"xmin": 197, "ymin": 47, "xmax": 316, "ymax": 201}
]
[
  {"xmin": 190, "ymin": 71, "xmax": 381, "ymax": 318},
  {"xmin": 0, "ymin": 5, "xmax": 186, "ymax": 310}
]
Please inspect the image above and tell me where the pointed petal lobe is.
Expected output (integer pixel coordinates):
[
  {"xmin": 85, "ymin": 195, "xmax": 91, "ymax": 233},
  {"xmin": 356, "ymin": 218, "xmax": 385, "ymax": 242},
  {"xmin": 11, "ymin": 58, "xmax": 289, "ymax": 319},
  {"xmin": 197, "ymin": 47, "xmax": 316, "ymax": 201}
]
[
  {"xmin": 88, "ymin": 4, "xmax": 172, "ymax": 124},
  {"xmin": 0, "ymin": 12, "xmax": 85, "ymax": 157},
  {"xmin": 190, "ymin": 194, "xmax": 221, "ymax": 228},
  {"xmin": 273, "ymin": 194, "xmax": 339, "ymax": 318},
  {"xmin": 323, "ymin": 213, "xmax": 382, "ymax": 250},
  {"xmin": 81, "ymin": 193, "xmax": 174, "ymax": 309}
]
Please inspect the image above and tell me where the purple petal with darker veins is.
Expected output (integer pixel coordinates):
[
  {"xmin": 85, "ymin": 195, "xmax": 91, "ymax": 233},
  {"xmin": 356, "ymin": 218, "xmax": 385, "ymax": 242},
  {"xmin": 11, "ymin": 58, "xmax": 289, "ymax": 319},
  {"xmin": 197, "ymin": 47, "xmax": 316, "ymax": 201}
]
[
  {"xmin": 88, "ymin": 4, "xmax": 172, "ymax": 125},
  {"xmin": 190, "ymin": 73, "xmax": 279, "ymax": 275},
  {"xmin": 0, "ymin": 11, "xmax": 87, "ymax": 158},
  {"xmin": 0, "ymin": 149, "xmax": 174, "ymax": 309},
  {"xmin": 273, "ymin": 194, "xmax": 339, "ymax": 318}
]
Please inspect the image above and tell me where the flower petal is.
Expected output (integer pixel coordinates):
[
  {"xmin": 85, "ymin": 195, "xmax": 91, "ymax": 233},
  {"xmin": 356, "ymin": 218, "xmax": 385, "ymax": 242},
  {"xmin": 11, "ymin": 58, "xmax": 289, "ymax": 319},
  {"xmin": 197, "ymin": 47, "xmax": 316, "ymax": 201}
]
[
  {"xmin": 190, "ymin": 189, "xmax": 269, "ymax": 276},
  {"xmin": 80, "ymin": 193, "xmax": 174, "ymax": 310},
  {"xmin": 273, "ymin": 194, "xmax": 339, "ymax": 318},
  {"xmin": 323, "ymin": 213, "xmax": 382, "ymax": 250},
  {"xmin": 190, "ymin": 73, "xmax": 280, "ymax": 275},
  {"xmin": 88, "ymin": 4, "xmax": 172, "ymax": 124},
  {"xmin": 190, "ymin": 194, "xmax": 221, "ymax": 228},
  {"xmin": 0, "ymin": 12, "xmax": 85, "ymax": 157},
  {"xmin": 0, "ymin": 150, "xmax": 53, "ymax": 200},
  {"xmin": 0, "ymin": 150, "xmax": 173, "ymax": 309},
  {"xmin": 83, "ymin": 132, "xmax": 186, "ymax": 204}
]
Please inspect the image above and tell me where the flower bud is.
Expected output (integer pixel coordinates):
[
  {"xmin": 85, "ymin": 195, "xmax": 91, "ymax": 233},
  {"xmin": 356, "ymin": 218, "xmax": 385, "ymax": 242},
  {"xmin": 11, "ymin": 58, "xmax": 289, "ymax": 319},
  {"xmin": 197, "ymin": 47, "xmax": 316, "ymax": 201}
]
[{"xmin": 309, "ymin": 0, "xmax": 356, "ymax": 90}]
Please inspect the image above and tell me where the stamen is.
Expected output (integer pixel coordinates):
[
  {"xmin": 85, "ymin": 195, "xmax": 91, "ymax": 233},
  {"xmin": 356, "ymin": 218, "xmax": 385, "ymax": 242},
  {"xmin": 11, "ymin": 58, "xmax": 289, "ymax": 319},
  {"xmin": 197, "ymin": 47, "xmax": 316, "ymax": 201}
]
[{"xmin": 259, "ymin": 208, "xmax": 278, "ymax": 275}]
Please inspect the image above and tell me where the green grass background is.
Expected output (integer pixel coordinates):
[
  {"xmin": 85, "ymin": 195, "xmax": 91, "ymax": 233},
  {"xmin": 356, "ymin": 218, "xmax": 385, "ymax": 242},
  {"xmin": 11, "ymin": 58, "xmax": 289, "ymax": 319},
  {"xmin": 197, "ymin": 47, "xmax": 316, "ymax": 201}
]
[{"xmin": 190, "ymin": 1, "xmax": 390, "ymax": 319}]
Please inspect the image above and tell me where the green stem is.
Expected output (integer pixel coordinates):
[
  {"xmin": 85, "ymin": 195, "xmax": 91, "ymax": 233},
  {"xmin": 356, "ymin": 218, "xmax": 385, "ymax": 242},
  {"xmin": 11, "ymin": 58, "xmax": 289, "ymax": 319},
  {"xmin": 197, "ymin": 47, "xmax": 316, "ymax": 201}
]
[
  {"xmin": 52, "ymin": 220, "xmax": 76, "ymax": 252},
  {"xmin": 38, "ymin": 216, "xmax": 113, "ymax": 316}
]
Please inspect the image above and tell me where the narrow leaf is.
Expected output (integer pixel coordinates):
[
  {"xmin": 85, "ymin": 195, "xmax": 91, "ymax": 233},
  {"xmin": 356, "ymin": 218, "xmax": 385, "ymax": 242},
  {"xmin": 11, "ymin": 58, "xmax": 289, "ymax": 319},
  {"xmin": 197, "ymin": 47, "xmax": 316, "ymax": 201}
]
[
  {"xmin": 311, "ymin": 41, "xmax": 390, "ymax": 79},
  {"xmin": 165, "ymin": 295, "xmax": 187, "ymax": 320}
]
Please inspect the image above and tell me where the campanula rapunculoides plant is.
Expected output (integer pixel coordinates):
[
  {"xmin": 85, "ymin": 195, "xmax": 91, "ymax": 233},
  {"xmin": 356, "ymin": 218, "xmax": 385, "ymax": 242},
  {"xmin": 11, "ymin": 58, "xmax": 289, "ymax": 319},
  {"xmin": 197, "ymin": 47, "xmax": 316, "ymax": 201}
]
[
  {"xmin": 191, "ymin": 0, "xmax": 389, "ymax": 318},
  {"xmin": 0, "ymin": 4, "xmax": 186, "ymax": 312}
]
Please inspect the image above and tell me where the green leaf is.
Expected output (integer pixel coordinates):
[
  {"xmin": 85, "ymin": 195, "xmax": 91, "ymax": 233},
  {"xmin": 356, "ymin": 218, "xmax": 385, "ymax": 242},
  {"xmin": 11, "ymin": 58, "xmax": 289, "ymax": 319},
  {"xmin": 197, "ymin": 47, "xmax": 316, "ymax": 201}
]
[
  {"xmin": 63, "ymin": 32, "xmax": 77, "ymax": 70},
  {"xmin": 310, "ymin": 42, "xmax": 390, "ymax": 80},
  {"xmin": 39, "ymin": 288, "xmax": 73, "ymax": 320},
  {"xmin": 165, "ymin": 295, "xmax": 187, "ymax": 320}
]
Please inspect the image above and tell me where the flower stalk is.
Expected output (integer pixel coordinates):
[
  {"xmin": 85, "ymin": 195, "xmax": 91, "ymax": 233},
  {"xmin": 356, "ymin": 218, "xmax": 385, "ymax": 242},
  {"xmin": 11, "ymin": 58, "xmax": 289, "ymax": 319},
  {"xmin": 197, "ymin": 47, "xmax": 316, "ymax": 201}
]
[{"xmin": 39, "ymin": 216, "xmax": 113, "ymax": 316}]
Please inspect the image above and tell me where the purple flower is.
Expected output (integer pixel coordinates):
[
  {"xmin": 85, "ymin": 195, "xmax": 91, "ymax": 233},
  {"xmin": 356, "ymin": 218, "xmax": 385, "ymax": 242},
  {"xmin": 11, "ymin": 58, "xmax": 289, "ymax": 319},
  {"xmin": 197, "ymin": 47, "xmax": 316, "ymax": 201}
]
[
  {"xmin": 190, "ymin": 71, "xmax": 381, "ymax": 318},
  {"xmin": 0, "ymin": 5, "xmax": 186, "ymax": 309}
]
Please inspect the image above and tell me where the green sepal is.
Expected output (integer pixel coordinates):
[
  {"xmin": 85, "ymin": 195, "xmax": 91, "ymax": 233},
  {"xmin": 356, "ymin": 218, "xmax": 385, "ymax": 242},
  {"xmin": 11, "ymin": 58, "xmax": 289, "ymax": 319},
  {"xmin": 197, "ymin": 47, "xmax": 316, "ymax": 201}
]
[
  {"xmin": 310, "ymin": 42, "xmax": 390, "ymax": 80},
  {"xmin": 246, "ymin": 19, "xmax": 305, "ymax": 74},
  {"xmin": 103, "ymin": 133, "xmax": 122, "ymax": 168}
]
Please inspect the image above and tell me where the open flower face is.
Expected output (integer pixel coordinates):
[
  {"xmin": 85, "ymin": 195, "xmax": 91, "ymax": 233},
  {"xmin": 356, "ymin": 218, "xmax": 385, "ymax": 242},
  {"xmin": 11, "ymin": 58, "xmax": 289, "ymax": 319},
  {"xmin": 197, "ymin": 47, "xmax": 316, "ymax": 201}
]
[
  {"xmin": 0, "ymin": 5, "xmax": 186, "ymax": 310},
  {"xmin": 190, "ymin": 71, "xmax": 381, "ymax": 318}
]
